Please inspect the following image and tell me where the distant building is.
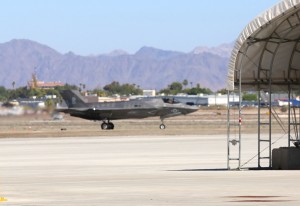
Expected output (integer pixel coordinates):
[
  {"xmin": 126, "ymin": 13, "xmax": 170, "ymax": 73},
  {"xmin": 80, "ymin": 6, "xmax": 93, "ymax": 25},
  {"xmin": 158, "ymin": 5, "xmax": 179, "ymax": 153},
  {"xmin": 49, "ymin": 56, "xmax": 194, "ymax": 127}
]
[
  {"xmin": 143, "ymin": 90, "xmax": 156, "ymax": 96},
  {"xmin": 18, "ymin": 98, "xmax": 45, "ymax": 108},
  {"xmin": 27, "ymin": 73, "xmax": 64, "ymax": 89},
  {"xmin": 148, "ymin": 93, "xmax": 240, "ymax": 106},
  {"xmin": 207, "ymin": 93, "xmax": 238, "ymax": 106},
  {"xmin": 28, "ymin": 80, "xmax": 64, "ymax": 89},
  {"xmin": 84, "ymin": 94, "xmax": 129, "ymax": 103}
]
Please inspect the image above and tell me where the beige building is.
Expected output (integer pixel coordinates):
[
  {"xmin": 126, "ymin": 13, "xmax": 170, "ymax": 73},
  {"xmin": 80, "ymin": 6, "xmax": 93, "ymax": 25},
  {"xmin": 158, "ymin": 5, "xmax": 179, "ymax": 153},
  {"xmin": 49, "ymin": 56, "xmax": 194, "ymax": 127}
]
[
  {"xmin": 143, "ymin": 90, "xmax": 156, "ymax": 97},
  {"xmin": 28, "ymin": 74, "xmax": 64, "ymax": 89},
  {"xmin": 84, "ymin": 95, "xmax": 129, "ymax": 103}
]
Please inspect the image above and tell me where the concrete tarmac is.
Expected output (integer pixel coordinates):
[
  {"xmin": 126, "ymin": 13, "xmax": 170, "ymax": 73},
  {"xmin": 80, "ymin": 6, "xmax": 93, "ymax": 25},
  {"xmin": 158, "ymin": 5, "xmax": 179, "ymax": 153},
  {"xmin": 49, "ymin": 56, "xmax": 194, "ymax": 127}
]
[{"xmin": 0, "ymin": 134, "xmax": 300, "ymax": 205}]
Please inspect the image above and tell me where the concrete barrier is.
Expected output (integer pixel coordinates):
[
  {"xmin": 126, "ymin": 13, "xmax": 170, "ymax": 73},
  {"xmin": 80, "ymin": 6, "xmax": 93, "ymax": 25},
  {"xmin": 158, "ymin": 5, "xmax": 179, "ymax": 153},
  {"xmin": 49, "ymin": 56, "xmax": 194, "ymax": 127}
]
[{"xmin": 272, "ymin": 147, "xmax": 300, "ymax": 170}]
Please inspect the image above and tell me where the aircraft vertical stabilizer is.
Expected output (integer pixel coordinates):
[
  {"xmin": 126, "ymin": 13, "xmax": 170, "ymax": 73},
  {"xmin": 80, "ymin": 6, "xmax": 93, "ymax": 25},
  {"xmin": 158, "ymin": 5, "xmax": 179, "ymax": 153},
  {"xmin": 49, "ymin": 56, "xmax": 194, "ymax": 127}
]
[{"xmin": 60, "ymin": 90, "xmax": 88, "ymax": 108}]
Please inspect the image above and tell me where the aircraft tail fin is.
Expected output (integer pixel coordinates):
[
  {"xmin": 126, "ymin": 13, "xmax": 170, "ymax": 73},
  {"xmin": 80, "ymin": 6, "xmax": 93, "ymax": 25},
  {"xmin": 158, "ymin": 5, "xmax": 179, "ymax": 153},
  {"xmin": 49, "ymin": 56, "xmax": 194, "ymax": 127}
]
[{"xmin": 59, "ymin": 90, "xmax": 88, "ymax": 108}]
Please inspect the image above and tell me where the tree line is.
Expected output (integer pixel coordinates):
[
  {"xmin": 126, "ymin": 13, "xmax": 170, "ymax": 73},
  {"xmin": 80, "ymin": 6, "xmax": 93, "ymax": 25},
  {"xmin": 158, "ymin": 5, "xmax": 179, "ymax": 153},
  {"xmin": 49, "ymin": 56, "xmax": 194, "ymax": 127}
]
[
  {"xmin": 0, "ymin": 80, "xmax": 256, "ymax": 102},
  {"xmin": 159, "ymin": 80, "xmax": 213, "ymax": 95},
  {"xmin": 0, "ymin": 82, "xmax": 143, "ymax": 101},
  {"xmin": 0, "ymin": 84, "xmax": 76, "ymax": 102}
]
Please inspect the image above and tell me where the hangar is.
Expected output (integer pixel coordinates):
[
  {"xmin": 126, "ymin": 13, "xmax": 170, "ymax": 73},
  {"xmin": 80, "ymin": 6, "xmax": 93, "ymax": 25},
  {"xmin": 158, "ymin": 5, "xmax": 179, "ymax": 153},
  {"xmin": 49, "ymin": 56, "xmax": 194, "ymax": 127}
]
[{"xmin": 227, "ymin": 0, "xmax": 300, "ymax": 169}]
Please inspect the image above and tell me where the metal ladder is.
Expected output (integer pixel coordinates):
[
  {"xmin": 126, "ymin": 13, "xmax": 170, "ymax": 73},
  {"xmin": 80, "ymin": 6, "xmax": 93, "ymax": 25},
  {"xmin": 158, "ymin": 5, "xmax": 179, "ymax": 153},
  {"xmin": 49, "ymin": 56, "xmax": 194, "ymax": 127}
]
[
  {"xmin": 258, "ymin": 90, "xmax": 272, "ymax": 168},
  {"xmin": 227, "ymin": 90, "xmax": 241, "ymax": 170}
]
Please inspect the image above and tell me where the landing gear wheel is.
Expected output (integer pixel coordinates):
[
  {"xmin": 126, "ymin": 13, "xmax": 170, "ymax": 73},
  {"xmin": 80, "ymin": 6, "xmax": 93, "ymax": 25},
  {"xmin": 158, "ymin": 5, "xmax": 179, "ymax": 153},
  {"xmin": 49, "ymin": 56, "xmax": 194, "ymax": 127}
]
[
  {"xmin": 108, "ymin": 122, "xmax": 114, "ymax": 130},
  {"xmin": 159, "ymin": 124, "xmax": 166, "ymax": 129},
  {"xmin": 101, "ymin": 123, "xmax": 108, "ymax": 130},
  {"xmin": 101, "ymin": 122, "xmax": 114, "ymax": 130}
]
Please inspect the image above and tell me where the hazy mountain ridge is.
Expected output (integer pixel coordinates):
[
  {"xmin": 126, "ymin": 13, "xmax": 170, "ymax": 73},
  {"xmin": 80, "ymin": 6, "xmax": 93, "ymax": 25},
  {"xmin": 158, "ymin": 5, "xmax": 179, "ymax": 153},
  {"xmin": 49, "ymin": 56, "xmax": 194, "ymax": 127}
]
[
  {"xmin": 192, "ymin": 43, "xmax": 234, "ymax": 58},
  {"xmin": 0, "ymin": 39, "xmax": 232, "ymax": 91}
]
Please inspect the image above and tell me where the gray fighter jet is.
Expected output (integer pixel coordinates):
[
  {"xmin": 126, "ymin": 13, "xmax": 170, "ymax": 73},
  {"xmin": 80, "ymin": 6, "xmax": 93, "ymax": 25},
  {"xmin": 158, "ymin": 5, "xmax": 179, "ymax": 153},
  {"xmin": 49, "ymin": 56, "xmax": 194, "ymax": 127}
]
[{"xmin": 56, "ymin": 90, "xmax": 198, "ymax": 130}]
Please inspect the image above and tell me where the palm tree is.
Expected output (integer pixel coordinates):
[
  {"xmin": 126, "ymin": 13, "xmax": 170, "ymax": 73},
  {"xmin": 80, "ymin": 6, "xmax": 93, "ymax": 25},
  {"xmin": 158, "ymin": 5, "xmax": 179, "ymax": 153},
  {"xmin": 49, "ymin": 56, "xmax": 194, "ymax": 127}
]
[
  {"xmin": 12, "ymin": 81, "xmax": 15, "ymax": 89},
  {"xmin": 182, "ymin": 79, "xmax": 188, "ymax": 89}
]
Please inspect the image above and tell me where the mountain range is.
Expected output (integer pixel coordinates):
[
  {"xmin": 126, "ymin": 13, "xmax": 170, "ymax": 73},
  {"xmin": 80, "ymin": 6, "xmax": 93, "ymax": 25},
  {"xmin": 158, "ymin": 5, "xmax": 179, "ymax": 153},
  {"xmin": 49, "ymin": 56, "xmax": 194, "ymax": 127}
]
[{"xmin": 0, "ymin": 39, "xmax": 233, "ymax": 91}]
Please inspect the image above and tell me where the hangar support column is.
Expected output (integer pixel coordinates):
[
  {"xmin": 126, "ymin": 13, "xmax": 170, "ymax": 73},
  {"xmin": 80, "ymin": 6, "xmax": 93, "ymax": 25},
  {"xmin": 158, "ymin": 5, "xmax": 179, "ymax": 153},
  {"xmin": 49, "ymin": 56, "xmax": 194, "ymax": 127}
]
[
  {"xmin": 227, "ymin": 70, "xmax": 242, "ymax": 170},
  {"xmin": 227, "ymin": 88, "xmax": 241, "ymax": 169}
]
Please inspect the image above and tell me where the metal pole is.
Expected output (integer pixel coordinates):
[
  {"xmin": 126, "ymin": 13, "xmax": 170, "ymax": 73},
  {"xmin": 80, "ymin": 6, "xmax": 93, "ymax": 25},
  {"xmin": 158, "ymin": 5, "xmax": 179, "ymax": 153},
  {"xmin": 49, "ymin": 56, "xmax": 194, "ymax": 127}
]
[
  {"xmin": 238, "ymin": 70, "xmax": 242, "ymax": 169},
  {"xmin": 288, "ymin": 84, "xmax": 291, "ymax": 147},
  {"xmin": 258, "ymin": 85, "xmax": 261, "ymax": 168},
  {"xmin": 268, "ymin": 81, "xmax": 272, "ymax": 168},
  {"xmin": 227, "ymin": 90, "xmax": 230, "ymax": 169}
]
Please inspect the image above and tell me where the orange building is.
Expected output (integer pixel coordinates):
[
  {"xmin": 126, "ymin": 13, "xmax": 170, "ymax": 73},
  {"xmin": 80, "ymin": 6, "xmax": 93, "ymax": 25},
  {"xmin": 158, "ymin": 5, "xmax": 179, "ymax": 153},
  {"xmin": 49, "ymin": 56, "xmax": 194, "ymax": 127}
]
[{"xmin": 28, "ymin": 74, "xmax": 64, "ymax": 89}]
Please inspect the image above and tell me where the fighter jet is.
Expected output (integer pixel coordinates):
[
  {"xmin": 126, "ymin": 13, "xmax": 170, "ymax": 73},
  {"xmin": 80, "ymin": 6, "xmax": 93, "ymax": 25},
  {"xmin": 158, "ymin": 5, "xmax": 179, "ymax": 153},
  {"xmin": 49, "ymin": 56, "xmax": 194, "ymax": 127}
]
[{"xmin": 56, "ymin": 90, "xmax": 198, "ymax": 130}]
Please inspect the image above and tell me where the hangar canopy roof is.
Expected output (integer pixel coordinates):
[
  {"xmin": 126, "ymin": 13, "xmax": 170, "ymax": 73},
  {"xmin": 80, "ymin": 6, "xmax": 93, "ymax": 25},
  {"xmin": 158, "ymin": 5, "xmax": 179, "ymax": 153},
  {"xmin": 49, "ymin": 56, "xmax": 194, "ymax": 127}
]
[{"xmin": 227, "ymin": 0, "xmax": 300, "ymax": 91}]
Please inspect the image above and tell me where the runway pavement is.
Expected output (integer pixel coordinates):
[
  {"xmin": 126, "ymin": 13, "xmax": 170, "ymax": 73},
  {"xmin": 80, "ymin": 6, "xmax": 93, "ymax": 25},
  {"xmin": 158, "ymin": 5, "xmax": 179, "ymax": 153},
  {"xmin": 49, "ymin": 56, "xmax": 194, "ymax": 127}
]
[{"xmin": 0, "ymin": 134, "xmax": 300, "ymax": 205}]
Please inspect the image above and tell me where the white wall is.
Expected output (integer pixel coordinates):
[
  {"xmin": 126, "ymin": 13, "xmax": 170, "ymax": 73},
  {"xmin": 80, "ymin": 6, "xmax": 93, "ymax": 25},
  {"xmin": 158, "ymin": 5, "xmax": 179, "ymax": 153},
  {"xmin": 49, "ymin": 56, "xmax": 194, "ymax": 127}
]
[{"xmin": 208, "ymin": 94, "xmax": 239, "ymax": 106}]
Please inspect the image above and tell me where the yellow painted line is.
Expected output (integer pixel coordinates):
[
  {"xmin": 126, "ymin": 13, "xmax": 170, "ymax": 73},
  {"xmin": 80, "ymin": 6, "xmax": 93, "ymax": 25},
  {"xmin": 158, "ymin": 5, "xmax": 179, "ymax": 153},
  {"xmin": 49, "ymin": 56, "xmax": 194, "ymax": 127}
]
[{"xmin": 0, "ymin": 197, "xmax": 7, "ymax": 202}]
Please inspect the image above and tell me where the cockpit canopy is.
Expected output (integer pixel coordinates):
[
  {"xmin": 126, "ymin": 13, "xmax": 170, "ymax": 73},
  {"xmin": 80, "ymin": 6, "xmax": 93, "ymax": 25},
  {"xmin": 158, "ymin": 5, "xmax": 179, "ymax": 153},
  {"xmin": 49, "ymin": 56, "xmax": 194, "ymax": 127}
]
[{"xmin": 162, "ymin": 98, "xmax": 180, "ymax": 104}]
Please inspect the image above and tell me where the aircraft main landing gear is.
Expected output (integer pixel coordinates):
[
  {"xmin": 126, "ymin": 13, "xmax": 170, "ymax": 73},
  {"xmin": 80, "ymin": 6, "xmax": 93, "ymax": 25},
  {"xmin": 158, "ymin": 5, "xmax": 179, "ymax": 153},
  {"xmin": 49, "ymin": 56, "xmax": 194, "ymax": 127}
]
[{"xmin": 101, "ymin": 121, "xmax": 114, "ymax": 130}]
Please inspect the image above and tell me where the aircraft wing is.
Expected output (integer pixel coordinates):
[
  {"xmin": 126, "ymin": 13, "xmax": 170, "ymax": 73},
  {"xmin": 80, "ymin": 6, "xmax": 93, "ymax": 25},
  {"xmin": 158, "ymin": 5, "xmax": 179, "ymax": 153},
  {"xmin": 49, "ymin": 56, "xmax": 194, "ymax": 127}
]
[{"xmin": 55, "ymin": 107, "xmax": 91, "ymax": 113}]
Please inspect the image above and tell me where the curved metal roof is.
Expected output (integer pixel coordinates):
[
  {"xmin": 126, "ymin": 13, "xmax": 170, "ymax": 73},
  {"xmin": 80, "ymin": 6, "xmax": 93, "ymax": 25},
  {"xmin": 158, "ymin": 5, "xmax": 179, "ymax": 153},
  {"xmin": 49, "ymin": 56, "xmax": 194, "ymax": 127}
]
[{"xmin": 227, "ymin": 0, "xmax": 300, "ymax": 91}]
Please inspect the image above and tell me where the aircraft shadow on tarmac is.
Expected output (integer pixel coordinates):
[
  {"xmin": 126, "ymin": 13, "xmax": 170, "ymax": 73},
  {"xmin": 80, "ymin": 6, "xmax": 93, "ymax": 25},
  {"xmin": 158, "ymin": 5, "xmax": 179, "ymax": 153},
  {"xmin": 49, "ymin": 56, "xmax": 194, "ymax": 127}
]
[
  {"xmin": 167, "ymin": 167, "xmax": 274, "ymax": 171},
  {"xmin": 167, "ymin": 168, "xmax": 228, "ymax": 172}
]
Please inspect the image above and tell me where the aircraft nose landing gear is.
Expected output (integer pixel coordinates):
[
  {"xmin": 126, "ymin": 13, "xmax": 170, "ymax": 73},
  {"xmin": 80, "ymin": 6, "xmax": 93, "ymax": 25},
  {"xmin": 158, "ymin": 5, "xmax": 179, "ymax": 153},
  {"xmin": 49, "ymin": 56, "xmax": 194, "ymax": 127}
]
[
  {"xmin": 159, "ymin": 117, "xmax": 166, "ymax": 129},
  {"xmin": 159, "ymin": 124, "xmax": 166, "ymax": 129}
]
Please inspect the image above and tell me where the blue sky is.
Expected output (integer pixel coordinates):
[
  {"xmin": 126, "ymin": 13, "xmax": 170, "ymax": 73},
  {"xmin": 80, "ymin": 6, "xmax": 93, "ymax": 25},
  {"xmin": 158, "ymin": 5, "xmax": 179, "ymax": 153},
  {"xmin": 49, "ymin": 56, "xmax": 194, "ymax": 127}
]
[{"xmin": 0, "ymin": 0, "xmax": 280, "ymax": 55}]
